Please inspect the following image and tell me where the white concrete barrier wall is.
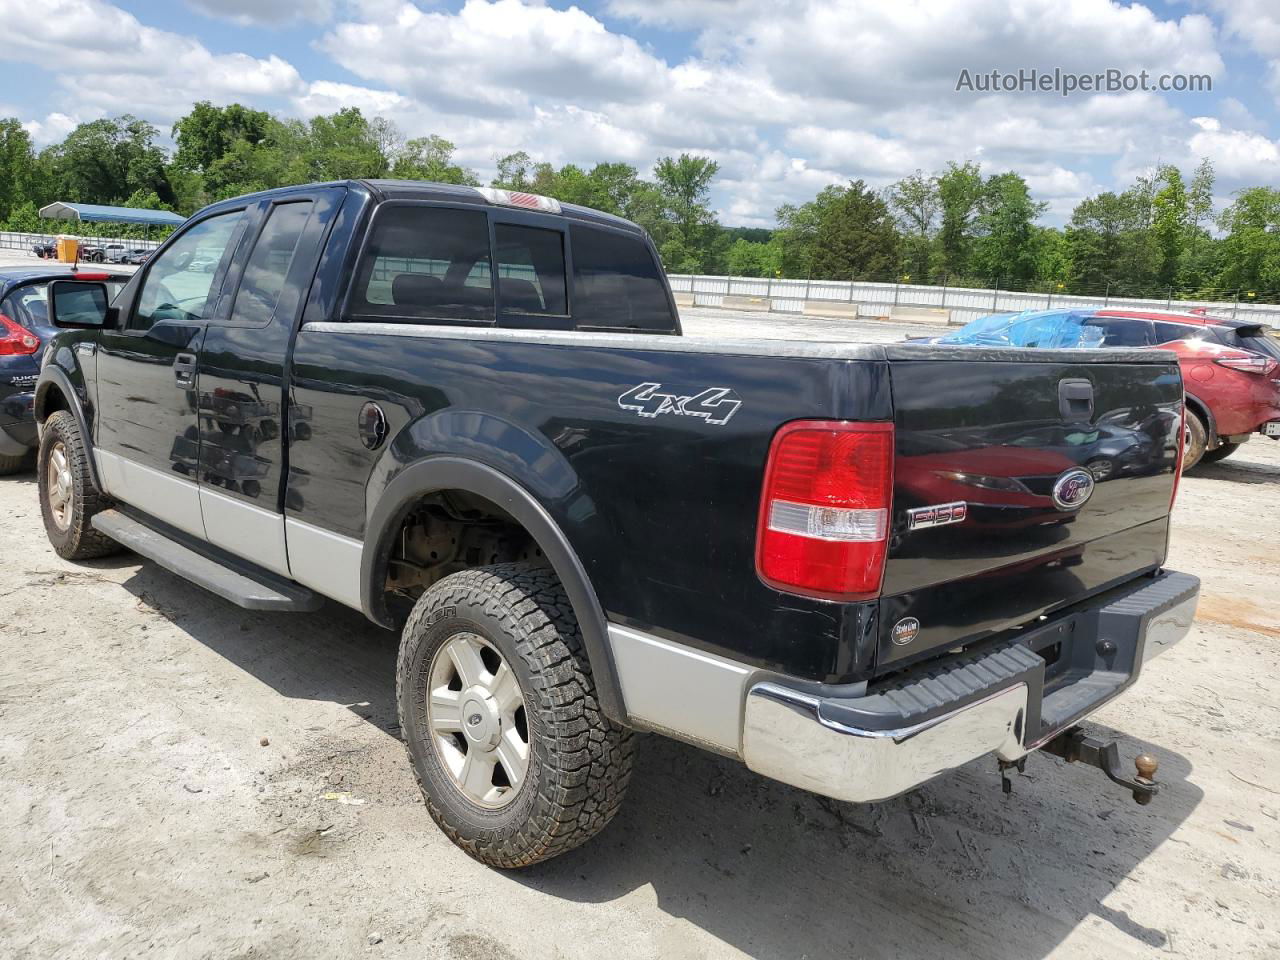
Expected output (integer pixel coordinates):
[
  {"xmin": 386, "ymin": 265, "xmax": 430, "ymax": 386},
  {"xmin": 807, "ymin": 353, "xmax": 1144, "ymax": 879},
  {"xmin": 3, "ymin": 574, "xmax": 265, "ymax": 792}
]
[{"xmin": 667, "ymin": 274, "xmax": 1280, "ymax": 327}]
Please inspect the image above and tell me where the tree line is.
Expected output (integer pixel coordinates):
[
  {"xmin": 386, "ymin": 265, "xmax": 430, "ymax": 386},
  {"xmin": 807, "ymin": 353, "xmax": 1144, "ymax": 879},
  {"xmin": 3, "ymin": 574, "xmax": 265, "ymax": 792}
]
[{"xmin": 1, "ymin": 102, "xmax": 1277, "ymax": 302}]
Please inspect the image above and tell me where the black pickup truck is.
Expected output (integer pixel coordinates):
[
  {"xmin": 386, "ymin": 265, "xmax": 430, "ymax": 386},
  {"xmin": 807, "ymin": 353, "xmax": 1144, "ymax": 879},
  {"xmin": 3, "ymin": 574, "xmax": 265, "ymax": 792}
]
[{"xmin": 34, "ymin": 180, "xmax": 1198, "ymax": 868}]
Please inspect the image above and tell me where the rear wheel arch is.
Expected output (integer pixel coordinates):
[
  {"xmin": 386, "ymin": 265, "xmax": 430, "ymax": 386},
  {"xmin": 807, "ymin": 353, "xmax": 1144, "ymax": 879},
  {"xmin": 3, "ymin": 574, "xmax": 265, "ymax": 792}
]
[
  {"xmin": 1183, "ymin": 393, "xmax": 1216, "ymax": 445},
  {"xmin": 362, "ymin": 456, "xmax": 627, "ymax": 724}
]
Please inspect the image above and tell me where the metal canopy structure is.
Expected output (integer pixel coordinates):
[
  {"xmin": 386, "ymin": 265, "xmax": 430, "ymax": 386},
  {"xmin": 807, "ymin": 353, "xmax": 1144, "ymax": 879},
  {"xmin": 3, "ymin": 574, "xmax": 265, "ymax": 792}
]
[{"xmin": 38, "ymin": 201, "xmax": 186, "ymax": 227}]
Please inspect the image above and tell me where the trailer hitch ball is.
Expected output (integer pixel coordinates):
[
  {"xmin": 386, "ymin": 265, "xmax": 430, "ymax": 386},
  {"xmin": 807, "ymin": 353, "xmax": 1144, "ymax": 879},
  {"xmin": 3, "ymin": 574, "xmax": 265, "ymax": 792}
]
[
  {"xmin": 1133, "ymin": 753, "xmax": 1159, "ymax": 805},
  {"xmin": 1041, "ymin": 727, "xmax": 1161, "ymax": 805}
]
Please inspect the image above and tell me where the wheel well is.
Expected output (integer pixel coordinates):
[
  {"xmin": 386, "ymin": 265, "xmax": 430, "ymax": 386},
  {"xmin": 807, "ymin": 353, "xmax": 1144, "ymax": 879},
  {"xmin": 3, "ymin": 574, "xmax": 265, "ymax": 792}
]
[
  {"xmin": 1184, "ymin": 394, "xmax": 1215, "ymax": 443},
  {"xmin": 38, "ymin": 384, "xmax": 69, "ymax": 422},
  {"xmin": 380, "ymin": 488, "xmax": 547, "ymax": 617}
]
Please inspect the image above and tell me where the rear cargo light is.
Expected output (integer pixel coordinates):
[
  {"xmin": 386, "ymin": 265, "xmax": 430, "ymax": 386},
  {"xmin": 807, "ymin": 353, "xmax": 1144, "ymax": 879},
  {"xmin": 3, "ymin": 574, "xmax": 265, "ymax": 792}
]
[
  {"xmin": 0, "ymin": 314, "xmax": 39, "ymax": 356},
  {"xmin": 71, "ymin": 272, "xmax": 111, "ymax": 280},
  {"xmin": 474, "ymin": 187, "xmax": 563, "ymax": 214},
  {"xmin": 756, "ymin": 420, "xmax": 894, "ymax": 602},
  {"xmin": 1215, "ymin": 355, "xmax": 1278, "ymax": 376}
]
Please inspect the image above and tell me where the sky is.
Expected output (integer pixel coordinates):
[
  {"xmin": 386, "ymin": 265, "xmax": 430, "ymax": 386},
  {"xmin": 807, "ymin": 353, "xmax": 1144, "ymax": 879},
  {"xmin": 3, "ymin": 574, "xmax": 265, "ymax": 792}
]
[{"xmin": 0, "ymin": 0, "xmax": 1277, "ymax": 227}]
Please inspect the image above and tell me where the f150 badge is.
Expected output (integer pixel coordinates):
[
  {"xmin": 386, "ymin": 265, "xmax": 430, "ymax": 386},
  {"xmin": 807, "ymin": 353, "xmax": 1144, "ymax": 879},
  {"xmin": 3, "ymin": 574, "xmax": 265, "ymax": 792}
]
[{"xmin": 618, "ymin": 382, "xmax": 742, "ymax": 426}]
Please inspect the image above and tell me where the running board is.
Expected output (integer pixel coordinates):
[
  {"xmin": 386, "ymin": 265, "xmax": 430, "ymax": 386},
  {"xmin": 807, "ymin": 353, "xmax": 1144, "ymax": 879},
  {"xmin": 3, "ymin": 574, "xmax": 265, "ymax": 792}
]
[{"xmin": 91, "ymin": 509, "xmax": 323, "ymax": 612}]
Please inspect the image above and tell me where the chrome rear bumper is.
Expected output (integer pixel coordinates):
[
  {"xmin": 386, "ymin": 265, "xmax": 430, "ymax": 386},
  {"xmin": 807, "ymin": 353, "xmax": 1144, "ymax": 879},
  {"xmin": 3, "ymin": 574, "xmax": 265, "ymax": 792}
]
[{"xmin": 742, "ymin": 570, "xmax": 1199, "ymax": 804}]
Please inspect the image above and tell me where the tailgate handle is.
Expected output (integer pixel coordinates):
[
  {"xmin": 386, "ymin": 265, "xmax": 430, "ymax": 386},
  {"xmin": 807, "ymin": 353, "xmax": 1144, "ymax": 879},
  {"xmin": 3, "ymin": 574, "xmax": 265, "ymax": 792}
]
[{"xmin": 1059, "ymin": 378, "xmax": 1094, "ymax": 421}]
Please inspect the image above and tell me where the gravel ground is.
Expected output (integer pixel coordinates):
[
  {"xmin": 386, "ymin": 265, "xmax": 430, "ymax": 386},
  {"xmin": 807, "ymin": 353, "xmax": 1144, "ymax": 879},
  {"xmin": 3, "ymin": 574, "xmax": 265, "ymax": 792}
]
[{"xmin": 2, "ymin": 309, "xmax": 1279, "ymax": 959}]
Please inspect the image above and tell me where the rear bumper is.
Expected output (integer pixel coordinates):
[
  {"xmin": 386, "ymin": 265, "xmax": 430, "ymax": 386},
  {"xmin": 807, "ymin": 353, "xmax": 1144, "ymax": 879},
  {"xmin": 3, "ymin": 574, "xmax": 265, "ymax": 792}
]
[
  {"xmin": 742, "ymin": 570, "xmax": 1199, "ymax": 803},
  {"xmin": 0, "ymin": 387, "xmax": 38, "ymax": 455}
]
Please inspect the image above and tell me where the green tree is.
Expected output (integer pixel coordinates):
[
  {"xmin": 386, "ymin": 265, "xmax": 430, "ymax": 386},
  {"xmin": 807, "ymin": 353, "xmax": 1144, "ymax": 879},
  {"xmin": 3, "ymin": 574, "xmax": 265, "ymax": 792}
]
[
  {"xmin": 390, "ymin": 135, "xmax": 478, "ymax": 184},
  {"xmin": 0, "ymin": 118, "xmax": 39, "ymax": 220},
  {"xmin": 888, "ymin": 170, "xmax": 940, "ymax": 281},
  {"xmin": 1214, "ymin": 187, "xmax": 1280, "ymax": 293},
  {"xmin": 1151, "ymin": 164, "xmax": 1189, "ymax": 287},
  {"xmin": 304, "ymin": 108, "xmax": 389, "ymax": 180},
  {"xmin": 809, "ymin": 180, "xmax": 900, "ymax": 281},
  {"xmin": 652, "ymin": 154, "xmax": 719, "ymax": 259},
  {"xmin": 171, "ymin": 101, "xmax": 271, "ymax": 173},
  {"xmin": 775, "ymin": 185, "xmax": 847, "ymax": 278},
  {"xmin": 969, "ymin": 172, "xmax": 1047, "ymax": 284},
  {"xmin": 43, "ymin": 116, "xmax": 175, "ymax": 207},
  {"xmin": 936, "ymin": 161, "xmax": 984, "ymax": 276},
  {"xmin": 492, "ymin": 151, "xmax": 534, "ymax": 190}
]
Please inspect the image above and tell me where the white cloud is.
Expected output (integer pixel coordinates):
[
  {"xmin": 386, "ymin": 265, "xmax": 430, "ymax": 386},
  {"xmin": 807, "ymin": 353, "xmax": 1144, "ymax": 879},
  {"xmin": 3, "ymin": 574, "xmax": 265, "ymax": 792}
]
[
  {"xmin": 22, "ymin": 112, "xmax": 83, "ymax": 146},
  {"xmin": 0, "ymin": 0, "xmax": 303, "ymax": 121},
  {"xmin": 0, "ymin": 0, "xmax": 1262, "ymax": 227}
]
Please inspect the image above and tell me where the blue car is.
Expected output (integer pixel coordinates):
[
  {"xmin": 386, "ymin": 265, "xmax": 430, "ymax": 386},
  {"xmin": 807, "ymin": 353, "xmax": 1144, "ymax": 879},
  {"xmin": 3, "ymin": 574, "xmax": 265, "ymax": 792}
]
[{"xmin": 1, "ymin": 267, "xmax": 129, "ymax": 474}]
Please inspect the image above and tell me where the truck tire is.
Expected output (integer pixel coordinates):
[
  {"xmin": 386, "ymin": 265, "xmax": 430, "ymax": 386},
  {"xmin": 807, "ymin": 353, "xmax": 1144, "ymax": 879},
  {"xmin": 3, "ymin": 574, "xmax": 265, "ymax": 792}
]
[
  {"xmin": 397, "ymin": 563, "xmax": 634, "ymax": 868},
  {"xmin": 0, "ymin": 451, "xmax": 32, "ymax": 475},
  {"xmin": 1200, "ymin": 441, "xmax": 1240, "ymax": 464},
  {"xmin": 1182, "ymin": 410, "xmax": 1208, "ymax": 471},
  {"xmin": 38, "ymin": 411, "xmax": 120, "ymax": 560}
]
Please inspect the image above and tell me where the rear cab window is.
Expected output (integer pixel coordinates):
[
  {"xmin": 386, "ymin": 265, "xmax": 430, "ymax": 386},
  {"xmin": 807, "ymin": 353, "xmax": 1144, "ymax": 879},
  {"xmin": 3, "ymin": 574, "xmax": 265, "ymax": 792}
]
[
  {"xmin": 345, "ymin": 200, "xmax": 675, "ymax": 334},
  {"xmin": 349, "ymin": 205, "xmax": 494, "ymax": 325}
]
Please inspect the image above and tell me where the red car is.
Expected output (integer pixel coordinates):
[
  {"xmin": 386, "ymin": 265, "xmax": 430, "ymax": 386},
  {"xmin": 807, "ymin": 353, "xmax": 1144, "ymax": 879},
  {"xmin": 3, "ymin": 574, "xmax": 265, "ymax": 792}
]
[{"xmin": 1093, "ymin": 310, "xmax": 1280, "ymax": 468}]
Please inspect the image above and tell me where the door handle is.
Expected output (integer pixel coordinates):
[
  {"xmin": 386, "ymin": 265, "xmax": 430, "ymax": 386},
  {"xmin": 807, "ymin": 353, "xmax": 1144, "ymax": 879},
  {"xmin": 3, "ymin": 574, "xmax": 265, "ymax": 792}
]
[{"xmin": 174, "ymin": 352, "xmax": 197, "ymax": 387}]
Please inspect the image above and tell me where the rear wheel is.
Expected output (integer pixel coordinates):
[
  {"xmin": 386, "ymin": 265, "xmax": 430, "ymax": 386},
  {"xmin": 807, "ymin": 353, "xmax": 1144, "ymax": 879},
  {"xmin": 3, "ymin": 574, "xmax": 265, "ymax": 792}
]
[
  {"xmin": 1201, "ymin": 440, "xmax": 1240, "ymax": 464},
  {"xmin": 397, "ymin": 563, "xmax": 634, "ymax": 868},
  {"xmin": 0, "ymin": 451, "xmax": 32, "ymax": 476},
  {"xmin": 38, "ymin": 411, "xmax": 120, "ymax": 560},
  {"xmin": 1183, "ymin": 410, "xmax": 1208, "ymax": 471}
]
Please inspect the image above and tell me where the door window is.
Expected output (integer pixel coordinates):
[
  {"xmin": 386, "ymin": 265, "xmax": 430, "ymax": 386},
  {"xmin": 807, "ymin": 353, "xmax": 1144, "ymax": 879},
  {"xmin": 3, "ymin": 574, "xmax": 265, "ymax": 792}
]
[
  {"xmin": 229, "ymin": 201, "xmax": 314, "ymax": 326},
  {"xmin": 495, "ymin": 224, "xmax": 567, "ymax": 317},
  {"xmin": 132, "ymin": 211, "xmax": 244, "ymax": 331}
]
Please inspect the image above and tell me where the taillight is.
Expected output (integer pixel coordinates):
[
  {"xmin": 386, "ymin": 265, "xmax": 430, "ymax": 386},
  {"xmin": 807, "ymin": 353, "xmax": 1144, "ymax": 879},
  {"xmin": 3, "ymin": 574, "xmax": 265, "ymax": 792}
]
[
  {"xmin": 1171, "ymin": 400, "xmax": 1186, "ymax": 506},
  {"xmin": 0, "ymin": 314, "xmax": 39, "ymax": 356},
  {"xmin": 755, "ymin": 420, "xmax": 894, "ymax": 602},
  {"xmin": 1215, "ymin": 355, "xmax": 1278, "ymax": 376}
]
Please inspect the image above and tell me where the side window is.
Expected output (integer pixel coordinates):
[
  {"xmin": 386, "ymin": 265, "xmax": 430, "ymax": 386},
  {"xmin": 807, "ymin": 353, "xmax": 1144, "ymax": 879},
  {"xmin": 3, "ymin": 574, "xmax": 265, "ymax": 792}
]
[
  {"xmin": 495, "ymin": 224, "xmax": 567, "ymax": 317},
  {"xmin": 229, "ymin": 201, "xmax": 314, "ymax": 326},
  {"xmin": 132, "ymin": 211, "xmax": 244, "ymax": 331},
  {"xmin": 1097, "ymin": 318, "xmax": 1155, "ymax": 347},
  {"xmin": 1152, "ymin": 322, "xmax": 1203, "ymax": 344},
  {"xmin": 350, "ymin": 206, "xmax": 493, "ymax": 324},
  {"xmin": 570, "ymin": 224, "xmax": 675, "ymax": 332}
]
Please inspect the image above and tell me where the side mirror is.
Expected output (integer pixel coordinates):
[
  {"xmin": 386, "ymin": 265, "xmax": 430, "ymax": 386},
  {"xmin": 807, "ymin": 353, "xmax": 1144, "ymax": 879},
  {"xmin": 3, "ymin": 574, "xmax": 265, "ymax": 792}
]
[{"xmin": 48, "ymin": 280, "xmax": 117, "ymax": 330}]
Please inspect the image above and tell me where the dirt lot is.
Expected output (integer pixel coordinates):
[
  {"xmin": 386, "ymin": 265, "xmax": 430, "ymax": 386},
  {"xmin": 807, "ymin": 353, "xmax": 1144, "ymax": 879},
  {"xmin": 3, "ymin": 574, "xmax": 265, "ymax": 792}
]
[{"xmin": 2, "ymin": 310, "xmax": 1279, "ymax": 959}]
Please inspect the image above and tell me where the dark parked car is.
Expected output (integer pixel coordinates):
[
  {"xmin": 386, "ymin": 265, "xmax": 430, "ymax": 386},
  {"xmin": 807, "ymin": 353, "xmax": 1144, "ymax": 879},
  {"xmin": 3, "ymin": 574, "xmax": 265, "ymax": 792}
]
[
  {"xmin": 34, "ymin": 180, "xmax": 1197, "ymax": 868},
  {"xmin": 0, "ymin": 267, "xmax": 129, "ymax": 473},
  {"xmin": 31, "ymin": 242, "xmax": 56, "ymax": 259}
]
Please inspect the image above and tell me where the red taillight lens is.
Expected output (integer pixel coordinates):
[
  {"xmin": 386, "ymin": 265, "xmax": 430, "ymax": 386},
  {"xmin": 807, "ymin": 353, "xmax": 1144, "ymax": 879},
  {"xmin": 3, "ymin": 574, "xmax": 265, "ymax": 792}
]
[
  {"xmin": 1215, "ymin": 355, "xmax": 1278, "ymax": 376},
  {"xmin": 0, "ymin": 314, "xmax": 39, "ymax": 356},
  {"xmin": 756, "ymin": 420, "xmax": 894, "ymax": 602}
]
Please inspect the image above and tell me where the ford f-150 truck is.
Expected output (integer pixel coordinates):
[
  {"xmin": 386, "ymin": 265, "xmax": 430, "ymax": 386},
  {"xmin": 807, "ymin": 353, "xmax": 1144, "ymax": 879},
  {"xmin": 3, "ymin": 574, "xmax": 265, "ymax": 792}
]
[{"xmin": 34, "ymin": 180, "xmax": 1199, "ymax": 868}]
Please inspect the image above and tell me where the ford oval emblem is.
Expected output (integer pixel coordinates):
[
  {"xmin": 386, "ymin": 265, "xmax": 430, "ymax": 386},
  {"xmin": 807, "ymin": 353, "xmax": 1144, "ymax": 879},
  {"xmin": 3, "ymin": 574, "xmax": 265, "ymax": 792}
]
[
  {"xmin": 891, "ymin": 617, "xmax": 920, "ymax": 646},
  {"xmin": 1052, "ymin": 468, "xmax": 1096, "ymax": 511}
]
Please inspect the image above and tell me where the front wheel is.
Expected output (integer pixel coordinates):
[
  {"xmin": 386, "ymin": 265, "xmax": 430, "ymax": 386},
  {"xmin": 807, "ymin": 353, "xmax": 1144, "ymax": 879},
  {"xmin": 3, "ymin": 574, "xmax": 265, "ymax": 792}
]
[
  {"xmin": 397, "ymin": 563, "xmax": 634, "ymax": 868},
  {"xmin": 1182, "ymin": 410, "xmax": 1208, "ymax": 471},
  {"xmin": 38, "ymin": 411, "xmax": 120, "ymax": 560},
  {"xmin": 1200, "ymin": 441, "xmax": 1240, "ymax": 464}
]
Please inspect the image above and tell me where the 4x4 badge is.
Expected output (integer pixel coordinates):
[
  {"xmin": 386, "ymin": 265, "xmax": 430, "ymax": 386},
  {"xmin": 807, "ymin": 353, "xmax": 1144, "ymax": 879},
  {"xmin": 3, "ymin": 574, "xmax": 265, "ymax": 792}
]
[{"xmin": 618, "ymin": 382, "xmax": 742, "ymax": 426}]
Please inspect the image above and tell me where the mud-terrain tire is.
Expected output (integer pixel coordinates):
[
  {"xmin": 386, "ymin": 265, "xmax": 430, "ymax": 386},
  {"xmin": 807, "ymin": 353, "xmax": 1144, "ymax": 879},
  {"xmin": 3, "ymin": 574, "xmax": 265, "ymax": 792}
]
[
  {"xmin": 38, "ymin": 411, "xmax": 120, "ymax": 560},
  {"xmin": 397, "ymin": 563, "xmax": 634, "ymax": 868},
  {"xmin": 1183, "ymin": 410, "xmax": 1208, "ymax": 471},
  {"xmin": 1200, "ymin": 441, "xmax": 1240, "ymax": 464},
  {"xmin": 0, "ymin": 451, "xmax": 32, "ymax": 475}
]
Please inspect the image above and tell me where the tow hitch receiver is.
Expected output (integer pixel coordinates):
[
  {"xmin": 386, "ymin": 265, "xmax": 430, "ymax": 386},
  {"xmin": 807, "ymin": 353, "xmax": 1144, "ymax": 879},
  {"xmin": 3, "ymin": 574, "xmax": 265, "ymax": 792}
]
[{"xmin": 1041, "ymin": 726, "xmax": 1160, "ymax": 804}]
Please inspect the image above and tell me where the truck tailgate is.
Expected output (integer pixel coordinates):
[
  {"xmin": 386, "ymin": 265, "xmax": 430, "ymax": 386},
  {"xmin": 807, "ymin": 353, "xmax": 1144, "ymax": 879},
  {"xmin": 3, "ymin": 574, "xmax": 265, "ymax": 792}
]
[{"xmin": 879, "ymin": 354, "xmax": 1183, "ymax": 669}]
